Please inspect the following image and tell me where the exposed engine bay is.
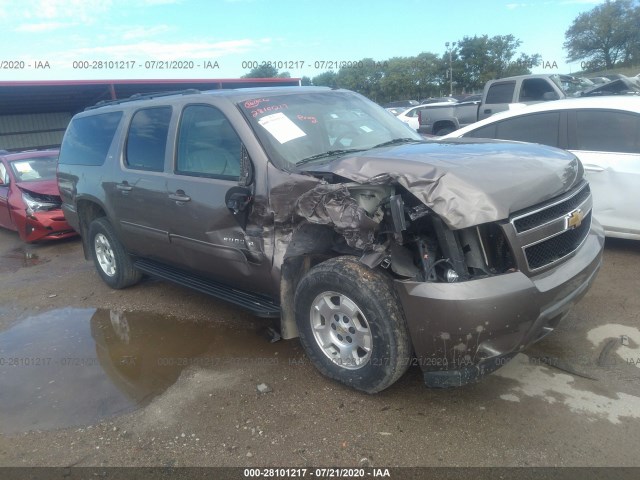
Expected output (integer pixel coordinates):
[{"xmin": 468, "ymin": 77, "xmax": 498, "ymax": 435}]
[{"xmin": 295, "ymin": 181, "xmax": 516, "ymax": 284}]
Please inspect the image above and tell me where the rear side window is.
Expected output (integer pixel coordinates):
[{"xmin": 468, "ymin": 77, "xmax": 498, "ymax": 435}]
[
  {"xmin": 574, "ymin": 110, "xmax": 640, "ymax": 154},
  {"xmin": 519, "ymin": 78, "xmax": 559, "ymax": 102},
  {"xmin": 125, "ymin": 107, "xmax": 172, "ymax": 171},
  {"xmin": 463, "ymin": 124, "xmax": 497, "ymax": 139},
  {"xmin": 485, "ymin": 82, "xmax": 515, "ymax": 104},
  {"xmin": 494, "ymin": 112, "xmax": 560, "ymax": 147},
  {"xmin": 59, "ymin": 112, "xmax": 122, "ymax": 166}
]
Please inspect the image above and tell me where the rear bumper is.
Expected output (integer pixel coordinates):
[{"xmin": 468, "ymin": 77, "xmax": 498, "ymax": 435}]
[{"xmin": 394, "ymin": 220, "xmax": 604, "ymax": 388}]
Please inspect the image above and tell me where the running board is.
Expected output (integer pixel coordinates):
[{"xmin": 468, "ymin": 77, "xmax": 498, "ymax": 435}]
[{"xmin": 134, "ymin": 258, "xmax": 281, "ymax": 318}]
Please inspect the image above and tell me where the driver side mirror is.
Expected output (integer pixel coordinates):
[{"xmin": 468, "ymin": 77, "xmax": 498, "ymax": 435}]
[
  {"xmin": 225, "ymin": 186, "xmax": 252, "ymax": 230},
  {"xmin": 542, "ymin": 91, "xmax": 560, "ymax": 101}
]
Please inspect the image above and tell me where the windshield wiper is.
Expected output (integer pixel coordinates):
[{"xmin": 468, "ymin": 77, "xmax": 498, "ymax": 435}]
[
  {"xmin": 371, "ymin": 138, "xmax": 422, "ymax": 149},
  {"xmin": 296, "ymin": 148, "xmax": 366, "ymax": 167},
  {"xmin": 296, "ymin": 139, "xmax": 419, "ymax": 168}
]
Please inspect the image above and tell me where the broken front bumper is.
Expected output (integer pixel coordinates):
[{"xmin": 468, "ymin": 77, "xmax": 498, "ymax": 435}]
[
  {"xmin": 17, "ymin": 209, "xmax": 78, "ymax": 243},
  {"xmin": 394, "ymin": 220, "xmax": 604, "ymax": 388}
]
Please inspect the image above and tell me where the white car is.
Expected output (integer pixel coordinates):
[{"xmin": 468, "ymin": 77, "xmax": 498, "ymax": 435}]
[
  {"xmin": 442, "ymin": 96, "xmax": 640, "ymax": 240},
  {"xmin": 396, "ymin": 102, "xmax": 456, "ymax": 131}
]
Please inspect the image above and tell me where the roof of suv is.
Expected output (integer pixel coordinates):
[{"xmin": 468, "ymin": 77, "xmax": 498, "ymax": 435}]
[
  {"xmin": 85, "ymin": 86, "xmax": 336, "ymax": 112},
  {"xmin": 443, "ymin": 95, "xmax": 640, "ymax": 139}
]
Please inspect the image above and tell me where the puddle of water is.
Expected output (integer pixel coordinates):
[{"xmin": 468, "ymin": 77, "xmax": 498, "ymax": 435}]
[
  {"xmin": 0, "ymin": 247, "xmax": 49, "ymax": 272},
  {"xmin": 0, "ymin": 308, "xmax": 284, "ymax": 434},
  {"xmin": 495, "ymin": 353, "xmax": 640, "ymax": 424}
]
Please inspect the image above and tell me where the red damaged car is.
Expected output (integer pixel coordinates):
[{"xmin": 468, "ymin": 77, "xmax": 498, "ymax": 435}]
[{"xmin": 0, "ymin": 149, "xmax": 77, "ymax": 242}]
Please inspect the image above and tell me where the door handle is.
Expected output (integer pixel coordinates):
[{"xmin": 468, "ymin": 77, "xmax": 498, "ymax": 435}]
[
  {"xmin": 483, "ymin": 109, "xmax": 492, "ymax": 114},
  {"xmin": 169, "ymin": 191, "xmax": 191, "ymax": 202},
  {"xmin": 116, "ymin": 182, "xmax": 132, "ymax": 194},
  {"xmin": 583, "ymin": 164, "xmax": 605, "ymax": 172}
]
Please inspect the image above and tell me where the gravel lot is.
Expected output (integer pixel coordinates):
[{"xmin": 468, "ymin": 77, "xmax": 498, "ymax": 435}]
[{"xmin": 0, "ymin": 228, "xmax": 639, "ymax": 468}]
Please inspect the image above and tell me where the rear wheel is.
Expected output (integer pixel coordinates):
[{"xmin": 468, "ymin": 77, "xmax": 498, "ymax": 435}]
[
  {"xmin": 434, "ymin": 125, "xmax": 455, "ymax": 136},
  {"xmin": 294, "ymin": 256, "xmax": 411, "ymax": 393},
  {"xmin": 88, "ymin": 217, "xmax": 142, "ymax": 289}
]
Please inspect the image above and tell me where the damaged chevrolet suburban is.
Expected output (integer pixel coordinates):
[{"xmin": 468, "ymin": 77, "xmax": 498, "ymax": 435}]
[{"xmin": 57, "ymin": 87, "xmax": 604, "ymax": 392}]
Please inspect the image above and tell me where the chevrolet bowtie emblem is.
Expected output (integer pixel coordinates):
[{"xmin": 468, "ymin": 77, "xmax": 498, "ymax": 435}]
[{"xmin": 567, "ymin": 209, "xmax": 584, "ymax": 229}]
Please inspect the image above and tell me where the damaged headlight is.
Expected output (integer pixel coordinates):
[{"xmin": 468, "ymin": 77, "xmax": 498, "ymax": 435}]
[
  {"xmin": 347, "ymin": 185, "xmax": 393, "ymax": 218},
  {"xmin": 445, "ymin": 269, "xmax": 459, "ymax": 283},
  {"xmin": 22, "ymin": 191, "xmax": 59, "ymax": 215}
]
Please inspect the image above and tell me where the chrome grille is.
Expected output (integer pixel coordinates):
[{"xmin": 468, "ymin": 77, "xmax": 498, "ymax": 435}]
[
  {"xmin": 514, "ymin": 185, "xmax": 591, "ymax": 233},
  {"xmin": 504, "ymin": 182, "xmax": 593, "ymax": 274},
  {"xmin": 524, "ymin": 211, "xmax": 592, "ymax": 269}
]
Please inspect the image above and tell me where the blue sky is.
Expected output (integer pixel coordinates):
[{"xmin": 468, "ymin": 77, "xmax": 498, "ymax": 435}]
[{"xmin": 0, "ymin": 0, "xmax": 604, "ymax": 82}]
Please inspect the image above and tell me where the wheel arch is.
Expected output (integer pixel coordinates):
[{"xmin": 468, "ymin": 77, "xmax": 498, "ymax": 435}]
[
  {"xmin": 76, "ymin": 196, "xmax": 109, "ymax": 260},
  {"xmin": 433, "ymin": 119, "xmax": 459, "ymax": 135},
  {"xmin": 279, "ymin": 223, "xmax": 344, "ymax": 340}
]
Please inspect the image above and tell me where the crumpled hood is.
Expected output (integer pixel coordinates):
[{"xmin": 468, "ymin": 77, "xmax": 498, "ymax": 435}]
[
  {"xmin": 16, "ymin": 180, "xmax": 61, "ymax": 197},
  {"xmin": 307, "ymin": 139, "xmax": 583, "ymax": 229}
]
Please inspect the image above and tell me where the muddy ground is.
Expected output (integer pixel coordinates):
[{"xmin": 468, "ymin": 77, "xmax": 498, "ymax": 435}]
[{"xmin": 0, "ymin": 228, "xmax": 639, "ymax": 468}]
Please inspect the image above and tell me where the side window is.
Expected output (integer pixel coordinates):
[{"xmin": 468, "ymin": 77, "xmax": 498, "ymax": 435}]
[
  {"xmin": 0, "ymin": 163, "xmax": 7, "ymax": 184},
  {"xmin": 463, "ymin": 124, "xmax": 497, "ymax": 139},
  {"xmin": 519, "ymin": 79, "xmax": 559, "ymax": 102},
  {"xmin": 494, "ymin": 112, "xmax": 560, "ymax": 147},
  {"xmin": 485, "ymin": 82, "xmax": 515, "ymax": 104},
  {"xmin": 575, "ymin": 110, "xmax": 640, "ymax": 154},
  {"xmin": 59, "ymin": 111, "xmax": 123, "ymax": 166},
  {"xmin": 125, "ymin": 107, "xmax": 172, "ymax": 171},
  {"xmin": 176, "ymin": 105, "xmax": 241, "ymax": 179}
]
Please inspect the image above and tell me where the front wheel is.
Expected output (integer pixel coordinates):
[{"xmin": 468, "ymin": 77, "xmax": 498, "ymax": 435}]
[
  {"xmin": 294, "ymin": 256, "xmax": 411, "ymax": 393},
  {"xmin": 88, "ymin": 217, "xmax": 142, "ymax": 289}
]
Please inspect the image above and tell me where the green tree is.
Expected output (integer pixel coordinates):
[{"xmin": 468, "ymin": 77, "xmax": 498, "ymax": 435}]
[
  {"xmin": 455, "ymin": 35, "xmax": 539, "ymax": 92},
  {"xmin": 310, "ymin": 54, "xmax": 443, "ymax": 103},
  {"xmin": 378, "ymin": 55, "xmax": 437, "ymax": 102},
  {"xmin": 312, "ymin": 71, "xmax": 338, "ymax": 88},
  {"xmin": 304, "ymin": 37, "xmax": 536, "ymax": 103},
  {"xmin": 335, "ymin": 58, "xmax": 386, "ymax": 101},
  {"xmin": 379, "ymin": 57, "xmax": 416, "ymax": 101},
  {"xmin": 242, "ymin": 64, "xmax": 291, "ymax": 78},
  {"xmin": 564, "ymin": 0, "xmax": 640, "ymax": 70},
  {"xmin": 413, "ymin": 52, "xmax": 443, "ymax": 99}
]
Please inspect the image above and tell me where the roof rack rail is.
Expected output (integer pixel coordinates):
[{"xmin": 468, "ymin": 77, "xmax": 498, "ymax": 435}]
[{"xmin": 85, "ymin": 89, "xmax": 201, "ymax": 110}]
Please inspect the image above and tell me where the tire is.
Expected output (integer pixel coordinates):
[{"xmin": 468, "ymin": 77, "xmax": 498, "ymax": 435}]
[
  {"xmin": 294, "ymin": 256, "xmax": 411, "ymax": 393},
  {"xmin": 434, "ymin": 125, "xmax": 455, "ymax": 136},
  {"xmin": 88, "ymin": 217, "xmax": 142, "ymax": 289}
]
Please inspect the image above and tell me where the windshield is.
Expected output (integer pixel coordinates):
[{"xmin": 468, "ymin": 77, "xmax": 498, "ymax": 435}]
[
  {"xmin": 238, "ymin": 90, "xmax": 422, "ymax": 170},
  {"xmin": 10, "ymin": 156, "xmax": 58, "ymax": 182}
]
